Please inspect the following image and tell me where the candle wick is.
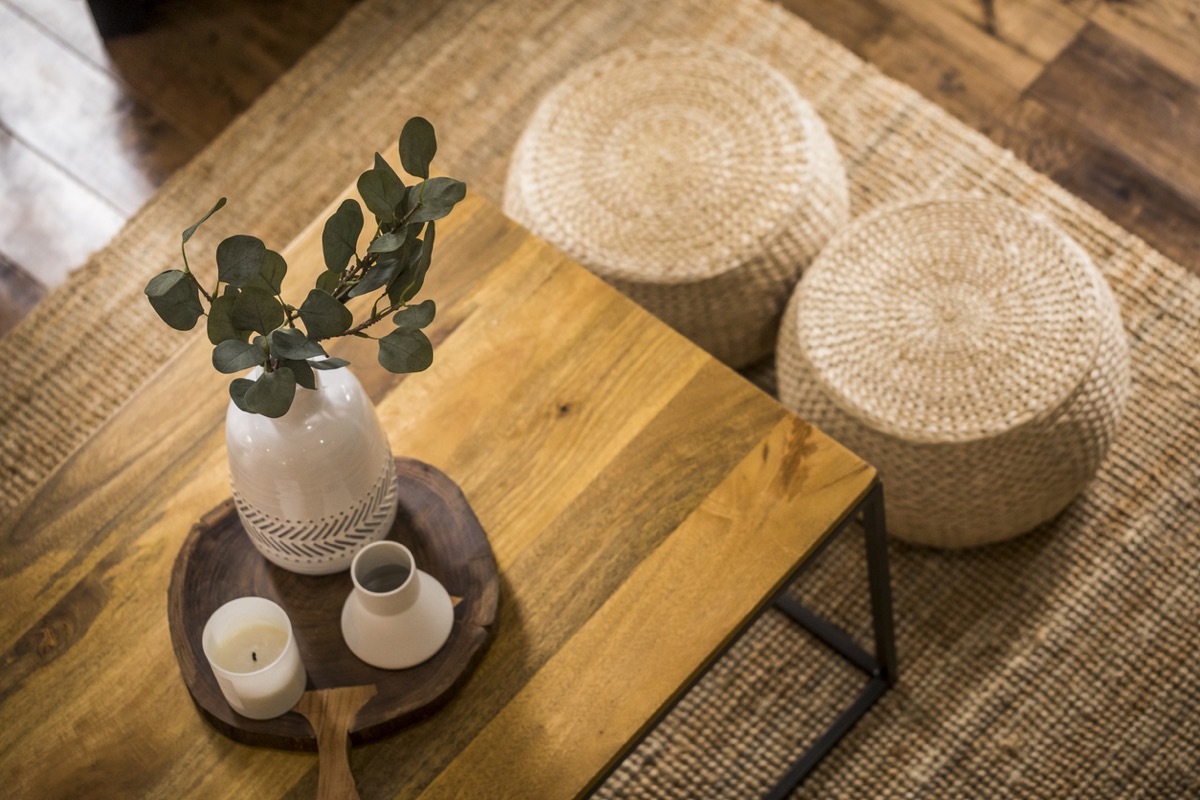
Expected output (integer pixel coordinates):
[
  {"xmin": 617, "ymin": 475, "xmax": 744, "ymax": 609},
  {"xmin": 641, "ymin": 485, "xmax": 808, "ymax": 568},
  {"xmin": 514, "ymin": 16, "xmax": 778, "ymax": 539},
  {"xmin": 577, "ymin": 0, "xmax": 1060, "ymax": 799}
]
[{"xmin": 252, "ymin": 651, "xmax": 257, "ymax": 662}]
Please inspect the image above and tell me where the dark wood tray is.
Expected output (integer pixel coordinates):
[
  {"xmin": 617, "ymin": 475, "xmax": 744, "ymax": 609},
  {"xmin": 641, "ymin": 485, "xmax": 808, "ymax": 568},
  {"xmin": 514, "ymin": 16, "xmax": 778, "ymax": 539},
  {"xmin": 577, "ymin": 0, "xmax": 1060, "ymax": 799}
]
[{"xmin": 167, "ymin": 458, "xmax": 499, "ymax": 751}]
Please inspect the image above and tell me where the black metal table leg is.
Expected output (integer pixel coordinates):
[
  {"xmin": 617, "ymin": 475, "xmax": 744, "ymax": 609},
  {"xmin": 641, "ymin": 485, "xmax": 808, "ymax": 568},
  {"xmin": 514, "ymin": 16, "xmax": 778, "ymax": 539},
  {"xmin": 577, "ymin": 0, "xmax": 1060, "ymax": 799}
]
[
  {"xmin": 863, "ymin": 483, "xmax": 898, "ymax": 688},
  {"xmin": 763, "ymin": 481, "xmax": 897, "ymax": 799},
  {"xmin": 585, "ymin": 481, "xmax": 897, "ymax": 799}
]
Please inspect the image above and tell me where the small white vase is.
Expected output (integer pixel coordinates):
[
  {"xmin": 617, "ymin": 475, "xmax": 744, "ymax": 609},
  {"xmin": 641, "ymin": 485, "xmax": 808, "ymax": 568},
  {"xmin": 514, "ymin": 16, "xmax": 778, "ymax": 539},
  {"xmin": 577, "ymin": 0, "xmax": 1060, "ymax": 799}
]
[
  {"xmin": 341, "ymin": 541, "xmax": 454, "ymax": 669},
  {"xmin": 226, "ymin": 365, "xmax": 398, "ymax": 575}
]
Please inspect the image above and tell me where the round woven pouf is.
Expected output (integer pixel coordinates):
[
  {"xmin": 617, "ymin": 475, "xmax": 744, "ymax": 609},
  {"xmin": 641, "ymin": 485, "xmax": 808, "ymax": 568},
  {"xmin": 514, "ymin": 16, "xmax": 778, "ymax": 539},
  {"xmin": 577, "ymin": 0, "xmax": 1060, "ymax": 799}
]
[
  {"xmin": 504, "ymin": 42, "xmax": 849, "ymax": 367},
  {"xmin": 777, "ymin": 196, "xmax": 1131, "ymax": 548}
]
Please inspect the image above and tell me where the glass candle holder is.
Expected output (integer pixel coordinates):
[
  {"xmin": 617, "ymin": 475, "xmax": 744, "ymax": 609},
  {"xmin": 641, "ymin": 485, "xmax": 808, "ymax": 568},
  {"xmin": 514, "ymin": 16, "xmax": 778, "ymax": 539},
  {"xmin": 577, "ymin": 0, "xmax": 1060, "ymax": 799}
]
[{"xmin": 202, "ymin": 597, "xmax": 307, "ymax": 719}]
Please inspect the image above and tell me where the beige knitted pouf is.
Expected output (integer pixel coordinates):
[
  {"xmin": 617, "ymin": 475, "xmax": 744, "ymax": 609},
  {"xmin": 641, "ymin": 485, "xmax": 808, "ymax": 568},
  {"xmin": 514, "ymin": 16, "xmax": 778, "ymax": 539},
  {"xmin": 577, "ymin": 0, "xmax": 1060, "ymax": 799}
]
[
  {"xmin": 504, "ymin": 42, "xmax": 849, "ymax": 367},
  {"xmin": 777, "ymin": 197, "xmax": 1131, "ymax": 548}
]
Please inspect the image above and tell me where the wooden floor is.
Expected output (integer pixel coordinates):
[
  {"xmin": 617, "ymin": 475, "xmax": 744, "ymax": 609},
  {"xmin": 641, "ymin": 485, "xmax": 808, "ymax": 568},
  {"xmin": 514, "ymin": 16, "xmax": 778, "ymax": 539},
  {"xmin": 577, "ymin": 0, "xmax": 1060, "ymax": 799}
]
[
  {"xmin": 1, "ymin": 0, "xmax": 1198, "ymax": 336},
  {"xmin": 0, "ymin": 0, "xmax": 359, "ymax": 335}
]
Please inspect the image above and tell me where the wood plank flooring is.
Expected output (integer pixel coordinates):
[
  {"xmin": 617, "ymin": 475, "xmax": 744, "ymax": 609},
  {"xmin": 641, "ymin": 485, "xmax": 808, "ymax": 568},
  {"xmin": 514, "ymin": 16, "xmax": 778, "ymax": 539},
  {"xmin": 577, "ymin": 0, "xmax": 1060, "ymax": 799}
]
[
  {"xmin": 1, "ymin": 0, "xmax": 1198, "ymax": 337},
  {"xmin": 0, "ymin": 0, "xmax": 359, "ymax": 335},
  {"xmin": 786, "ymin": 0, "xmax": 1200, "ymax": 275}
]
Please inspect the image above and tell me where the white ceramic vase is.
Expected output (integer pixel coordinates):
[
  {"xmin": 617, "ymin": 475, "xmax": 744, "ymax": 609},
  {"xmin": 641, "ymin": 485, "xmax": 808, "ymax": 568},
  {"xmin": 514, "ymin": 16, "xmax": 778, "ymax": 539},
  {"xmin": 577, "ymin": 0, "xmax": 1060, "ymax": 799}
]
[
  {"xmin": 226, "ymin": 364, "xmax": 398, "ymax": 575},
  {"xmin": 341, "ymin": 541, "xmax": 454, "ymax": 669}
]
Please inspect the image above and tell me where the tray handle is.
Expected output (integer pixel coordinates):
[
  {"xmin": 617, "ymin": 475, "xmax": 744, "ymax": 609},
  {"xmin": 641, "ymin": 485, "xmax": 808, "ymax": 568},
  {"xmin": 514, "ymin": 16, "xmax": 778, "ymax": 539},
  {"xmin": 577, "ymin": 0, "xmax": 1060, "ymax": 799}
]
[{"xmin": 296, "ymin": 685, "xmax": 378, "ymax": 800}]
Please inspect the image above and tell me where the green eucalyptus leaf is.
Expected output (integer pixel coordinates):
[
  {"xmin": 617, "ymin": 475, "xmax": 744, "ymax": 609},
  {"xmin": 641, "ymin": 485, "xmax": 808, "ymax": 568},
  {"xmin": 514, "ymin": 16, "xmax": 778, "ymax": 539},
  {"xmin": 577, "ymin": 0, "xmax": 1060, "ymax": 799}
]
[
  {"xmin": 417, "ymin": 220, "xmax": 435, "ymax": 271},
  {"xmin": 347, "ymin": 249, "xmax": 407, "ymax": 299},
  {"xmin": 400, "ymin": 184, "xmax": 421, "ymax": 219},
  {"xmin": 229, "ymin": 378, "xmax": 255, "ymax": 412},
  {"xmin": 399, "ymin": 117, "xmax": 436, "ymax": 180},
  {"xmin": 374, "ymin": 153, "xmax": 406, "ymax": 193},
  {"xmin": 298, "ymin": 288, "xmax": 353, "ymax": 339},
  {"xmin": 182, "ymin": 197, "xmax": 227, "ymax": 244},
  {"xmin": 206, "ymin": 292, "xmax": 248, "ymax": 344},
  {"xmin": 367, "ymin": 231, "xmax": 406, "ymax": 255},
  {"xmin": 244, "ymin": 367, "xmax": 297, "ymax": 418},
  {"xmin": 357, "ymin": 162, "xmax": 405, "ymax": 223},
  {"xmin": 385, "ymin": 239, "xmax": 421, "ymax": 305},
  {"xmin": 268, "ymin": 327, "xmax": 327, "ymax": 360},
  {"xmin": 316, "ymin": 270, "xmax": 342, "ymax": 294},
  {"xmin": 393, "ymin": 298, "xmax": 436, "ymax": 330},
  {"xmin": 378, "ymin": 327, "xmax": 433, "ymax": 373},
  {"xmin": 408, "ymin": 178, "xmax": 466, "ymax": 224},
  {"xmin": 281, "ymin": 358, "xmax": 317, "ymax": 390},
  {"xmin": 231, "ymin": 286, "xmax": 285, "ymax": 335},
  {"xmin": 242, "ymin": 249, "xmax": 287, "ymax": 295},
  {"xmin": 216, "ymin": 234, "xmax": 267, "ymax": 287},
  {"xmin": 322, "ymin": 199, "xmax": 363, "ymax": 273},
  {"xmin": 145, "ymin": 270, "xmax": 204, "ymax": 331},
  {"xmin": 389, "ymin": 222, "xmax": 434, "ymax": 304},
  {"xmin": 310, "ymin": 357, "xmax": 351, "ymax": 370},
  {"xmin": 212, "ymin": 339, "xmax": 267, "ymax": 374}
]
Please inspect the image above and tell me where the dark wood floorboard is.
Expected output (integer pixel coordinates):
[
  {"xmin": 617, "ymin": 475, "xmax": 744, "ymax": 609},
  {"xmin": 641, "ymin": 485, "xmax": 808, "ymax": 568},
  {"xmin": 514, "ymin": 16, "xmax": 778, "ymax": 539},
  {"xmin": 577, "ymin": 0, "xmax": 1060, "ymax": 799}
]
[
  {"xmin": 785, "ymin": 0, "xmax": 1200, "ymax": 278},
  {"xmin": 993, "ymin": 95, "xmax": 1200, "ymax": 272},
  {"xmin": 1090, "ymin": 0, "xmax": 1200, "ymax": 88},
  {"xmin": 0, "ymin": 0, "xmax": 360, "ymax": 333},
  {"xmin": 97, "ymin": 0, "xmax": 369, "ymax": 142},
  {"xmin": 1029, "ymin": 22, "xmax": 1200, "ymax": 209},
  {"xmin": 0, "ymin": 3, "xmax": 201, "ymax": 214}
]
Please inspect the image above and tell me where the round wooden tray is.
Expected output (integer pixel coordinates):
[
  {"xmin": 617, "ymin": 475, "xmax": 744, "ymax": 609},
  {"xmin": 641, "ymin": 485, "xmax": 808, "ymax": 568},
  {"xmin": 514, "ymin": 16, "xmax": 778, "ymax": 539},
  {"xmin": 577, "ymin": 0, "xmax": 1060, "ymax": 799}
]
[{"xmin": 167, "ymin": 458, "xmax": 499, "ymax": 750}]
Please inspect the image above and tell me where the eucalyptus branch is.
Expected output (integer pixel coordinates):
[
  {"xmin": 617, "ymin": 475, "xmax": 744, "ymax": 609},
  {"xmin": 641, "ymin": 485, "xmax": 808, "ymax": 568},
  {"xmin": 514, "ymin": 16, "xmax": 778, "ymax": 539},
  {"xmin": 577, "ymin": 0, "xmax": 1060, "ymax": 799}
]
[
  {"xmin": 337, "ymin": 301, "xmax": 403, "ymax": 338},
  {"xmin": 337, "ymin": 257, "xmax": 358, "ymax": 290},
  {"xmin": 181, "ymin": 242, "xmax": 214, "ymax": 304},
  {"xmin": 146, "ymin": 117, "xmax": 464, "ymax": 418},
  {"xmin": 334, "ymin": 252, "xmax": 376, "ymax": 302},
  {"xmin": 399, "ymin": 202, "xmax": 421, "ymax": 228},
  {"xmin": 346, "ymin": 253, "xmax": 369, "ymax": 283},
  {"xmin": 194, "ymin": 275, "xmax": 214, "ymax": 306}
]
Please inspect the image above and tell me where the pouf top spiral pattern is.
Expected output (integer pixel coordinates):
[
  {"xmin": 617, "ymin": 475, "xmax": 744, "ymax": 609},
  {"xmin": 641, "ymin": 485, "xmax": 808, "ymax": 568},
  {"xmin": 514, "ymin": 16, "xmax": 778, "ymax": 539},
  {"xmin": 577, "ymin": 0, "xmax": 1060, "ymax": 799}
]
[
  {"xmin": 778, "ymin": 196, "xmax": 1131, "ymax": 547},
  {"xmin": 797, "ymin": 197, "xmax": 1108, "ymax": 443},
  {"xmin": 505, "ymin": 41, "xmax": 849, "ymax": 367}
]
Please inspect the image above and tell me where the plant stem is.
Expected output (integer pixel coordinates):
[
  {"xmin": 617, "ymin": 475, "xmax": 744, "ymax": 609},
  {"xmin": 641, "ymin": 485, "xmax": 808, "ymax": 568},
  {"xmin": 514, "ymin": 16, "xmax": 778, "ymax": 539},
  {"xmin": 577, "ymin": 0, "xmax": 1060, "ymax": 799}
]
[
  {"xmin": 181, "ymin": 242, "xmax": 214, "ymax": 304},
  {"xmin": 334, "ymin": 253, "xmax": 372, "ymax": 301},
  {"xmin": 337, "ymin": 299, "xmax": 405, "ymax": 338}
]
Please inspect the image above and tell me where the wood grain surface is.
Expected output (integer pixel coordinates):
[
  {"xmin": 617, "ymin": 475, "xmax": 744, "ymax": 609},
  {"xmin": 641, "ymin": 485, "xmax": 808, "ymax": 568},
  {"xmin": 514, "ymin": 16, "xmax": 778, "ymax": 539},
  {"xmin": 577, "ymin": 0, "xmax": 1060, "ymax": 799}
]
[
  {"xmin": 783, "ymin": 0, "xmax": 1200, "ymax": 277},
  {"xmin": 168, "ymin": 459, "xmax": 498, "ymax": 750},
  {"xmin": 296, "ymin": 685, "xmax": 378, "ymax": 800},
  {"xmin": 0, "ymin": 3, "xmax": 200, "ymax": 215},
  {"xmin": 0, "ymin": 187, "xmax": 874, "ymax": 798},
  {"xmin": 0, "ymin": 0, "xmax": 359, "ymax": 311}
]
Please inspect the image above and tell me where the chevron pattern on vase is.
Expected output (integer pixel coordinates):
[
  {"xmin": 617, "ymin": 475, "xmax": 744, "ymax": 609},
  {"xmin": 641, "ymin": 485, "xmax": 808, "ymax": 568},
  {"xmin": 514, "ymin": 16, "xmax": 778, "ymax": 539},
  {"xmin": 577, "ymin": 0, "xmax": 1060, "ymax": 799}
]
[{"xmin": 234, "ymin": 457, "xmax": 398, "ymax": 571}]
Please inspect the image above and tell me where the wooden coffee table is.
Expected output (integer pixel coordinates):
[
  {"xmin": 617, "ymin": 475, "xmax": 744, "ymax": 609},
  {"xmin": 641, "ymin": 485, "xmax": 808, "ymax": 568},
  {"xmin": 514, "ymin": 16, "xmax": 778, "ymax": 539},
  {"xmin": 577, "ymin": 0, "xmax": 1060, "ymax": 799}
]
[{"xmin": 0, "ymin": 188, "xmax": 895, "ymax": 799}]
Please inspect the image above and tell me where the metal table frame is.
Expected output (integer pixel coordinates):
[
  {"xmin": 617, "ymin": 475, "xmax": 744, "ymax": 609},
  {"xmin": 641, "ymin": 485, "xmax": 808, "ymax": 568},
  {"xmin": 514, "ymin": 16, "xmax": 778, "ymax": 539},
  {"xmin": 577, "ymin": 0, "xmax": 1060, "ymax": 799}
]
[
  {"xmin": 590, "ymin": 480, "xmax": 897, "ymax": 799},
  {"xmin": 763, "ymin": 480, "xmax": 898, "ymax": 799}
]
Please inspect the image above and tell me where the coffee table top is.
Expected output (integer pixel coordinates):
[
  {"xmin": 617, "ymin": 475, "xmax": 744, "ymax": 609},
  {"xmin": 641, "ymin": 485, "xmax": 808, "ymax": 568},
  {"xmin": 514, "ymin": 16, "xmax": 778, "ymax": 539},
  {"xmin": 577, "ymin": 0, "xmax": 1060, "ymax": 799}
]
[{"xmin": 0, "ymin": 188, "xmax": 874, "ymax": 798}]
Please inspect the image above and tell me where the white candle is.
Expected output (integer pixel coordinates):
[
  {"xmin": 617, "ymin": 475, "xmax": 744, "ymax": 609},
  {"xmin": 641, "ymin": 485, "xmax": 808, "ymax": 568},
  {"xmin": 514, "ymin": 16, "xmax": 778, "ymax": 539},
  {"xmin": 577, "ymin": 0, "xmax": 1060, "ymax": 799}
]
[{"xmin": 201, "ymin": 597, "xmax": 307, "ymax": 720}]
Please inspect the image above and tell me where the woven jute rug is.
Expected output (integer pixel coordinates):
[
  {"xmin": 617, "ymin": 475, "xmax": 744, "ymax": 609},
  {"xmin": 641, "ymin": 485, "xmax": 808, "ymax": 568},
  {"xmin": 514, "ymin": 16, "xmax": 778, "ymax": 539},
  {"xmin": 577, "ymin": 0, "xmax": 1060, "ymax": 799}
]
[{"xmin": 5, "ymin": 0, "xmax": 1198, "ymax": 796}]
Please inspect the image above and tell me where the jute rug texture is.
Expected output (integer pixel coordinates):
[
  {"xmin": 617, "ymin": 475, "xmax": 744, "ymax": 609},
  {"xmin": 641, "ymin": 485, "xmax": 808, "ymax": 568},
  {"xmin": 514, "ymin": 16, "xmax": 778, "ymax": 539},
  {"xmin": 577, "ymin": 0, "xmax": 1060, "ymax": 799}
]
[{"xmin": 4, "ymin": 0, "xmax": 1198, "ymax": 796}]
